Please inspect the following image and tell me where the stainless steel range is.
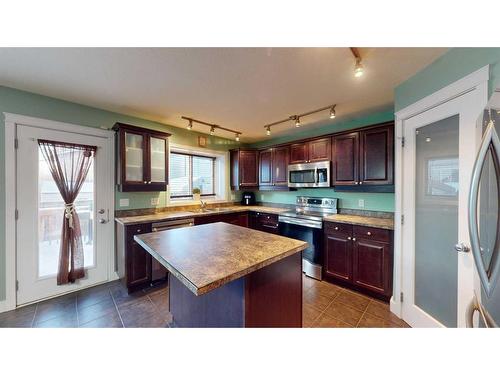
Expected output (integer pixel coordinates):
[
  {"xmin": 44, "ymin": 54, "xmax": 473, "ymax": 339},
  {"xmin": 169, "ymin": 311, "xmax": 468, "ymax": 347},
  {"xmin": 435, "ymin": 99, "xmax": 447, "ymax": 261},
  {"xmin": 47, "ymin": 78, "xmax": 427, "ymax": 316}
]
[{"xmin": 278, "ymin": 196, "xmax": 338, "ymax": 280}]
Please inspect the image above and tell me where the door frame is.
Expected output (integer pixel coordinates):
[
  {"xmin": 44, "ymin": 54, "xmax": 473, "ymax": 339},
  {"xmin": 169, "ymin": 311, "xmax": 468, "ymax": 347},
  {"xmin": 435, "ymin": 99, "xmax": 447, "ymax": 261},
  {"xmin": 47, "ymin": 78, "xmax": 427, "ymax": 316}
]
[
  {"xmin": 1, "ymin": 113, "xmax": 116, "ymax": 313},
  {"xmin": 392, "ymin": 66, "xmax": 489, "ymax": 326}
]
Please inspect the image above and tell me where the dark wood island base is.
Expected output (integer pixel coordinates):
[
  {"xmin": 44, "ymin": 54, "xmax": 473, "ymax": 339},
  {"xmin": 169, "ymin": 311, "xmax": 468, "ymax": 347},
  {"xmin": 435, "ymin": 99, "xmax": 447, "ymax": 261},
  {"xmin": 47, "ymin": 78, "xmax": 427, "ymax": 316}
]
[{"xmin": 169, "ymin": 252, "xmax": 302, "ymax": 328}]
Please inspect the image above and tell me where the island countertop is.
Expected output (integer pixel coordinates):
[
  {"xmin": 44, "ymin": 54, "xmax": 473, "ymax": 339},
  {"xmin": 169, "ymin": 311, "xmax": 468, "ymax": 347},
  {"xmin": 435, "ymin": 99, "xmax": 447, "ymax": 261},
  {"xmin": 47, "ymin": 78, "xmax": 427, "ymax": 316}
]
[{"xmin": 134, "ymin": 222, "xmax": 308, "ymax": 296}]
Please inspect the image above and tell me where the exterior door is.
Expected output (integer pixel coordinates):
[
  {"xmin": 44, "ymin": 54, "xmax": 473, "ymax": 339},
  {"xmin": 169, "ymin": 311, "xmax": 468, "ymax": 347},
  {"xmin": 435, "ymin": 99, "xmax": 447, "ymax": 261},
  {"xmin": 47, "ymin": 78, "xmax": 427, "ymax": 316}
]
[
  {"xmin": 16, "ymin": 125, "xmax": 112, "ymax": 305},
  {"xmin": 401, "ymin": 87, "xmax": 485, "ymax": 327}
]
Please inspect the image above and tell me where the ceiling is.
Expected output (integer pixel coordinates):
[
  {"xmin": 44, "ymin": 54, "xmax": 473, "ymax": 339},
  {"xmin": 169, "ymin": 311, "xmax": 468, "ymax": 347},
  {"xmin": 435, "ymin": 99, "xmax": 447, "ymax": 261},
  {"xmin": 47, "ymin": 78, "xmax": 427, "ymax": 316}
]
[{"xmin": 0, "ymin": 48, "xmax": 447, "ymax": 142}]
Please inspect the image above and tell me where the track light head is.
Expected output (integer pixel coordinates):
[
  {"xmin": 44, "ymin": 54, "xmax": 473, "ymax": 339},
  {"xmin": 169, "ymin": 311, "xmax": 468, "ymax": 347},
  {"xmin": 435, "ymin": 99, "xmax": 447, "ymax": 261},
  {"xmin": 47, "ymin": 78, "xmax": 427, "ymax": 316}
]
[
  {"xmin": 354, "ymin": 58, "xmax": 364, "ymax": 78},
  {"xmin": 266, "ymin": 126, "xmax": 271, "ymax": 136},
  {"xmin": 329, "ymin": 106, "xmax": 336, "ymax": 119},
  {"xmin": 295, "ymin": 116, "xmax": 301, "ymax": 128},
  {"xmin": 235, "ymin": 133, "xmax": 240, "ymax": 142},
  {"xmin": 187, "ymin": 119, "xmax": 193, "ymax": 130},
  {"xmin": 210, "ymin": 126, "xmax": 215, "ymax": 136}
]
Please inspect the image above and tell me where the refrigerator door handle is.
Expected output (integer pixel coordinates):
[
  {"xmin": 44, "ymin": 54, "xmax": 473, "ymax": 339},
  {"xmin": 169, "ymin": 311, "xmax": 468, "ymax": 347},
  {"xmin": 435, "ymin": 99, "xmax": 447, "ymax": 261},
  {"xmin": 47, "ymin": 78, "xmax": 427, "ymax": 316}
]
[
  {"xmin": 469, "ymin": 120, "xmax": 500, "ymax": 298},
  {"xmin": 466, "ymin": 292, "xmax": 498, "ymax": 328}
]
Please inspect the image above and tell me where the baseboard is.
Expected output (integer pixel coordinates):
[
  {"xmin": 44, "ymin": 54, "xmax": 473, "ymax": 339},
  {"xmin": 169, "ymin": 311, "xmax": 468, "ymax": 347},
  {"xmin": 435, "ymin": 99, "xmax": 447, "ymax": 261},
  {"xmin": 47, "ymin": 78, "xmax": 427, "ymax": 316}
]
[
  {"xmin": 0, "ymin": 298, "xmax": 16, "ymax": 314},
  {"xmin": 390, "ymin": 296, "xmax": 402, "ymax": 318}
]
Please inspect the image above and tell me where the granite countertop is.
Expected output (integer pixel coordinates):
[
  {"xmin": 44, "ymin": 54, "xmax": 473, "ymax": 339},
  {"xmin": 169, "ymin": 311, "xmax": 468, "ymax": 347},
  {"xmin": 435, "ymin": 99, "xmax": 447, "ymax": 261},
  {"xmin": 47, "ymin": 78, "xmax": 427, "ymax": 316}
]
[
  {"xmin": 134, "ymin": 222, "xmax": 307, "ymax": 296},
  {"xmin": 324, "ymin": 214, "xmax": 394, "ymax": 230},
  {"xmin": 115, "ymin": 205, "xmax": 289, "ymax": 225}
]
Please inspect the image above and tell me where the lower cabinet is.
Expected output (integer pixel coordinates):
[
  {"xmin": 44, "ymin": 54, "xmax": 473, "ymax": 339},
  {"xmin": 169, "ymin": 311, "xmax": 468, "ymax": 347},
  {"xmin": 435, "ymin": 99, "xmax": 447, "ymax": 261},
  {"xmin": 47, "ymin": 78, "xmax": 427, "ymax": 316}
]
[
  {"xmin": 249, "ymin": 212, "xmax": 279, "ymax": 234},
  {"xmin": 194, "ymin": 212, "xmax": 249, "ymax": 227},
  {"xmin": 116, "ymin": 222, "xmax": 168, "ymax": 293},
  {"xmin": 324, "ymin": 221, "xmax": 393, "ymax": 300}
]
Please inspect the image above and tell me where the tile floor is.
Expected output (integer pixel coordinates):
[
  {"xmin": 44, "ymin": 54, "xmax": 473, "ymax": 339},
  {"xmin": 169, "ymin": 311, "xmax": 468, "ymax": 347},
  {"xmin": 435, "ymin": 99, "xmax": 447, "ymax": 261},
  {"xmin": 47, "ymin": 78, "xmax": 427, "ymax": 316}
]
[
  {"xmin": 0, "ymin": 280, "xmax": 171, "ymax": 328},
  {"xmin": 0, "ymin": 275, "xmax": 409, "ymax": 328},
  {"xmin": 302, "ymin": 275, "xmax": 409, "ymax": 328}
]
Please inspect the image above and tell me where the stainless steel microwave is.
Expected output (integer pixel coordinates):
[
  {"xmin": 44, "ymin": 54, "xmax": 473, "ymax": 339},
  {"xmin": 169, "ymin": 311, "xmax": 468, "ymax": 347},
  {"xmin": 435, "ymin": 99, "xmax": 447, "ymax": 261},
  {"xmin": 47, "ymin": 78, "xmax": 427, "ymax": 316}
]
[{"xmin": 287, "ymin": 160, "xmax": 330, "ymax": 188}]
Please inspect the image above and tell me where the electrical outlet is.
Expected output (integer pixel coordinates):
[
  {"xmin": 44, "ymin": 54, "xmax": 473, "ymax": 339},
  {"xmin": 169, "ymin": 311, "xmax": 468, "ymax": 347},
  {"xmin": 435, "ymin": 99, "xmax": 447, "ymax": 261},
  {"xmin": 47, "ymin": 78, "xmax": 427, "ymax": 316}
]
[
  {"xmin": 119, "ymin": 198, "xmax": 129, "ymax": 207},
  {"xmin": 231, "ymin": 194, "xmax": 236, "ymax": 200},
  {"xmin": 260, "ymin": 194, "xmax": 265, "ymax": 200},
  {"xmin": 358, "ymin": 199, "xmax": 365, "ymax": 208},
  {"xmin": 151, "ymin": 197, "xmax": 159, "ymax": 206}
]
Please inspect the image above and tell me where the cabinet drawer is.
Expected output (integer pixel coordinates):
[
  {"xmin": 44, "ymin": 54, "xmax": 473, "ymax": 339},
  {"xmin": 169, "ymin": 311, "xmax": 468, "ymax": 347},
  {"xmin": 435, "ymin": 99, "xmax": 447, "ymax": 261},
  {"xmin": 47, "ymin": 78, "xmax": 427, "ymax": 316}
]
[
  {"xmin": 255, "ymin": 212, "xmax": 278, "ymax": 225},
  {"xmin": 324, "ymin": 221, "xmax": 352, "ymax": 236},
  {"xmin": 353, "ymin": 225, "xmax": 390, "ymax": 242}
]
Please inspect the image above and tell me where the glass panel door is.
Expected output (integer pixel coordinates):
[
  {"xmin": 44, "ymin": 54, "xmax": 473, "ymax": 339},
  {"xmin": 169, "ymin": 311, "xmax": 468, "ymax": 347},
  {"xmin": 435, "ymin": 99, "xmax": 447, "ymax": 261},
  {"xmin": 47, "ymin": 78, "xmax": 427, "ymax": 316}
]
[
  {"xmin": 402, "ymin": 83, "xmax": 487, "ymax": 328},
  {"xmin": 414, "ymin": 115, "xmax": 459, "ymax": 327},
  {"xmin": 125, "ymin": 132, "xmax": 144, "ymax": 182},
  {"xmin": 38, "ymin": 149, "xmax": 95, "ymax": 278},
  {"xmin": 150, "ymin": 136, "xmax": 166, "ymax": 182}
]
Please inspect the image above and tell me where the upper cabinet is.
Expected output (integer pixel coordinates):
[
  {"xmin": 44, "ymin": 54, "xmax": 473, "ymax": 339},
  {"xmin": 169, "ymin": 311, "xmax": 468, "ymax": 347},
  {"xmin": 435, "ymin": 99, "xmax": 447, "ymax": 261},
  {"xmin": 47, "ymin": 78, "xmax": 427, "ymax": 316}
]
[
  {"xmin": 258, "ymin": 146, "xmax": 289, "ymax": 189},
  {"xmin": 331, "ymin": 132, "xmax": 359, "ymax": 185},
  {"xmin": 332, "ymin": 123, "xmax": 393, "ymax": 186},
  {"xmin": 113, "ymin": 123, "xmax": 171, "ymax": 192},
  {"xmin": 289, "ymin": 137, "xmax": 331, "ymax": 164},
  {"xmin": 359, "ymin": 125, "xmax": 394, "ymax": 185},
  {"xmin": 230, "ymin": 149, "xmax": 259, "ymax": 190}
]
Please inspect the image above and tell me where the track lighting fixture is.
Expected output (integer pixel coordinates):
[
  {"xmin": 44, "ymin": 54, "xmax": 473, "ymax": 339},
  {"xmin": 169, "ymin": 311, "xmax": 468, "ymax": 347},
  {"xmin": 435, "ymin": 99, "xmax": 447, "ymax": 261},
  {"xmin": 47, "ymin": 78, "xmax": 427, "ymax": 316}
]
[
  {"xmin": 350, "ymin": 48, "xmax": 364, "ymax": 78},
  {"xmin": 329, "ymin": 105, "xmax": 336, "ymax": 119},
  {"xmin": 181, "ymin": 116, "xmax": 242, "ymax": 141},
  {"xmin": 354, "ymin": 59, "xmax": 364, "ymax": 78},
  {"xmin": 295, "ymin": 117, "xmax": 301, "ymax": 128},
  {"xmin": 263, "ymin": 104, "xmax": 337, "ymax": 135}
]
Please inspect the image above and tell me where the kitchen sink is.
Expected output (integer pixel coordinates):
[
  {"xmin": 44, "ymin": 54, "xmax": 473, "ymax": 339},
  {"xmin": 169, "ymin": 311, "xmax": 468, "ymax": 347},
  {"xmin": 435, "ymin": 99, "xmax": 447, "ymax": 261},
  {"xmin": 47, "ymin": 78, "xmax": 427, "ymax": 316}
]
[{"xmin": 188, "ymin": 207, "xmax": 234, "ymax": 214}]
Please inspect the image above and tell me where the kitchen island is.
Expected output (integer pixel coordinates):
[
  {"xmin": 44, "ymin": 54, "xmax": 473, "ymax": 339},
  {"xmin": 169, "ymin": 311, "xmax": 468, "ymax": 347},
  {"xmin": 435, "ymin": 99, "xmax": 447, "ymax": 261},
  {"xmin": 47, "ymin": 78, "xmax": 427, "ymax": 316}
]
[{"xmin": 134, "ymin": 222, "xmax": 307, "ymax": 327}]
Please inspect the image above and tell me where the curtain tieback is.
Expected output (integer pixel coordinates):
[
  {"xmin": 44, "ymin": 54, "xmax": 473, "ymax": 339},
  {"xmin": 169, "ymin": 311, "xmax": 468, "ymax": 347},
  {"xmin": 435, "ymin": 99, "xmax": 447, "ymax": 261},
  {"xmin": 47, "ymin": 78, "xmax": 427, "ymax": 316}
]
[{"xmin": 64, "ymin": 203, "xmax": 76, "ymax": 229}]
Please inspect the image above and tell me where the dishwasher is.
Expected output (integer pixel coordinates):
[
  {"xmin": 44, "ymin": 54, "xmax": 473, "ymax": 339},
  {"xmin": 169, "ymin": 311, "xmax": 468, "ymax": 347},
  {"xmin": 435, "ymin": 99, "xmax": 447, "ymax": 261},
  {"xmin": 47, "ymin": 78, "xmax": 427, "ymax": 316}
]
[{"xmin": 150, "ymin": 218, "xmax": 194, "ymax": 282}]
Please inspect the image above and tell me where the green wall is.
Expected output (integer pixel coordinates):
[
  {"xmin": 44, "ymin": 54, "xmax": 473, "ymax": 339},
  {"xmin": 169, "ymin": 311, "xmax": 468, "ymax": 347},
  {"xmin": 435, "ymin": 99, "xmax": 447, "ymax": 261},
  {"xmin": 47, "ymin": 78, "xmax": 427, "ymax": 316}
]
[
  {"xmin": 395, "ymin": 48, "xmax": 500, "ymax": 112},
  {"xmin": 0, "ymin": 85, "xmax": 242, "ymax": 301},
  {"xmin": 254, "ymin": 189, "xmax": 394, "ymax": 212},
  {"xmin": 248, "ymin": 109, "xmax": 396, "ymax": 212}
]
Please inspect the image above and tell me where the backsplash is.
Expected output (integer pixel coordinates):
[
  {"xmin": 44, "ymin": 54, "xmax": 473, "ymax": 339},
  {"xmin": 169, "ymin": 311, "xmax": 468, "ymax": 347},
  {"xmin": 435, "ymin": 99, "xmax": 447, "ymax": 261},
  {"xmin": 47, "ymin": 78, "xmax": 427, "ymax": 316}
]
[{"xmin": 251, "ymin": 188, "xmax": 395, "ymax": 213}]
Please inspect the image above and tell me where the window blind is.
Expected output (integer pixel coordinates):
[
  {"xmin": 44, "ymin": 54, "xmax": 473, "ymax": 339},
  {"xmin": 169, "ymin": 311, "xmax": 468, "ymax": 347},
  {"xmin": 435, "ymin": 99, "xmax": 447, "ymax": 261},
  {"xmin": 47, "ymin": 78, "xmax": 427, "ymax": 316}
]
[{"xmin": 169, "ymin": 152, "xmax": 215, "ymax": 197}]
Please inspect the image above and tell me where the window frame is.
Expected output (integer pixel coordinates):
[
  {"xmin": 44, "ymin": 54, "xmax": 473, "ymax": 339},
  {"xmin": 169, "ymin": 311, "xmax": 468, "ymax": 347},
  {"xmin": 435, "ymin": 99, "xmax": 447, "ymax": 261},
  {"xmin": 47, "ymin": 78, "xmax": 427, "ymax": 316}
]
[{"xmin": 169, "ymin": 151, "xmax": 216, "ymax": 198}]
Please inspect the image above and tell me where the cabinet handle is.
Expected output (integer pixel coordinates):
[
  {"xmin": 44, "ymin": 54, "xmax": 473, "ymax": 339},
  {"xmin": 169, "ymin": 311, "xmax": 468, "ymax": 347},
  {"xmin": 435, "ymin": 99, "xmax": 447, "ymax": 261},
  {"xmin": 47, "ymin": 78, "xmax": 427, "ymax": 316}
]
[
  {"xmin": 367, "ymin": 231, "xmax": 372, "ymax": 236},
  {"xmin": 359, "ymin": 181, "xmax": 363, "ymax": 185},
  {"xmin": 352, "ymin": 237, "xmax": 356, "ymax": 242},
  {"xmin": 143, "ymin": 181, "xmax": 147, "ymax": 184},
  {"xmin": 347, "ymin": 236, "xmax": 352, "ymax": 240},
  {"xmin": 355, "ymin": 181, "xmax": 359, "ymax": 185},
  {"xmin": 137, "ymin": 229, "xmax": 142, "ymax": 233},
  {"xmin": 148, "ymin": 181, "xmax": 152, "ymax": 184},
  {"xmin": 334, "ymin": 226, "xmax": 339, "ymax": 230}
]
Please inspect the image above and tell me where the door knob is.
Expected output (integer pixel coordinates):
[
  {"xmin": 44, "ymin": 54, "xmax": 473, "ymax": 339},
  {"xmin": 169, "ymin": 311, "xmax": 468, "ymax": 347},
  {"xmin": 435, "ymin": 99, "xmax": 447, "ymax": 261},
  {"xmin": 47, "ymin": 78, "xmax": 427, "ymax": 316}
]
[
  {"xmin": 99, "ymin": 219, "xmax": 107, "ymax": 224},
  {"xmin": 98, "ymin": 209, "xmax": 105, "ymax": 214},
  {"xmin": 454, "ymin": 243, "xmax": 470, "ymax": 253}
]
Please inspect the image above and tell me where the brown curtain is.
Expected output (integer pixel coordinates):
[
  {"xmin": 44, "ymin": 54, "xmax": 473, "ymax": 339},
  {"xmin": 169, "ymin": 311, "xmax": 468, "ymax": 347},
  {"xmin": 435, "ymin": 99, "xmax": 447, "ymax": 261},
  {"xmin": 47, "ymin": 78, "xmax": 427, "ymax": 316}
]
[{"xmin": 38, "ymin": 139, "xmax": 97, "ymax": 285}]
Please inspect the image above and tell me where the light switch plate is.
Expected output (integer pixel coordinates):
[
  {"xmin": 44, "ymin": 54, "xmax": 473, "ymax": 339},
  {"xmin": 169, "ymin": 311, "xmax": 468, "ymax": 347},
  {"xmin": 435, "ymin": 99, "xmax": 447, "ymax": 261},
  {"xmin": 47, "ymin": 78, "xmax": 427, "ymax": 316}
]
[
  {"xmin": 119, "ymin": 198, "xmax": 129, "ymax": 207},
  {"xmin": 358, "ymin": 199, "xmax": 365, "ymax": 208},
  {"xmin": 151, "ymin": 197, "xmax": 159, "ymax": 206}
]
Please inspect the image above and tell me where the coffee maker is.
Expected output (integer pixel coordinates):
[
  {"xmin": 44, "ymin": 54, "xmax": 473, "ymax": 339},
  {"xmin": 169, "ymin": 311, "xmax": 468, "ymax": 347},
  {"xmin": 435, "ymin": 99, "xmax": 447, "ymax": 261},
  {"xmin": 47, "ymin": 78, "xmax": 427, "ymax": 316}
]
[{"xmin": 241, "ymin": 192, "xmax": 256, "ymax": 206}]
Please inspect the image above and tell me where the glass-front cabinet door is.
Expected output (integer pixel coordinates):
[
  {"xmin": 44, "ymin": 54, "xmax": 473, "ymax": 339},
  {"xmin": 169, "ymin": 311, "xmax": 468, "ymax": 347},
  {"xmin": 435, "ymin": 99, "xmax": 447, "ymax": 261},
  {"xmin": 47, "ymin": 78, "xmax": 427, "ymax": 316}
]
[
  {"xmin": 114, "ymin": 123, "xmax": 170, "ymax": 192},
  {"xmin": 149, "ymin": 136, "xmax": 167, "ymax": 185},
  {"xmin": 124, "ymin": 131, "xmax": 145, "ymax": 183}
]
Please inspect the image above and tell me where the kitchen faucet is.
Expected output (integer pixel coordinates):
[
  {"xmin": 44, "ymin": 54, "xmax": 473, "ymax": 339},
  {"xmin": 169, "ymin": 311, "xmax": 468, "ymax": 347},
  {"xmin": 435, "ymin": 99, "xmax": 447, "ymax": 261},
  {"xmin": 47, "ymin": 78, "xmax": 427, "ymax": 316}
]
[{"xmin": 200, "ymin": 200, "xmax": 207, "ymax": 210}]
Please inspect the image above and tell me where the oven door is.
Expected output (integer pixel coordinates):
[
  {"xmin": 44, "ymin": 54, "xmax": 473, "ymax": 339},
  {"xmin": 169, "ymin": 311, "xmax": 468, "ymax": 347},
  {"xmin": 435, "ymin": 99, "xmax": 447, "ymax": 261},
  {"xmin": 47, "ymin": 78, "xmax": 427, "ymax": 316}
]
[{"xmin": 278, "ymin": 218, "xmax": 323, "ymax": 280}]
